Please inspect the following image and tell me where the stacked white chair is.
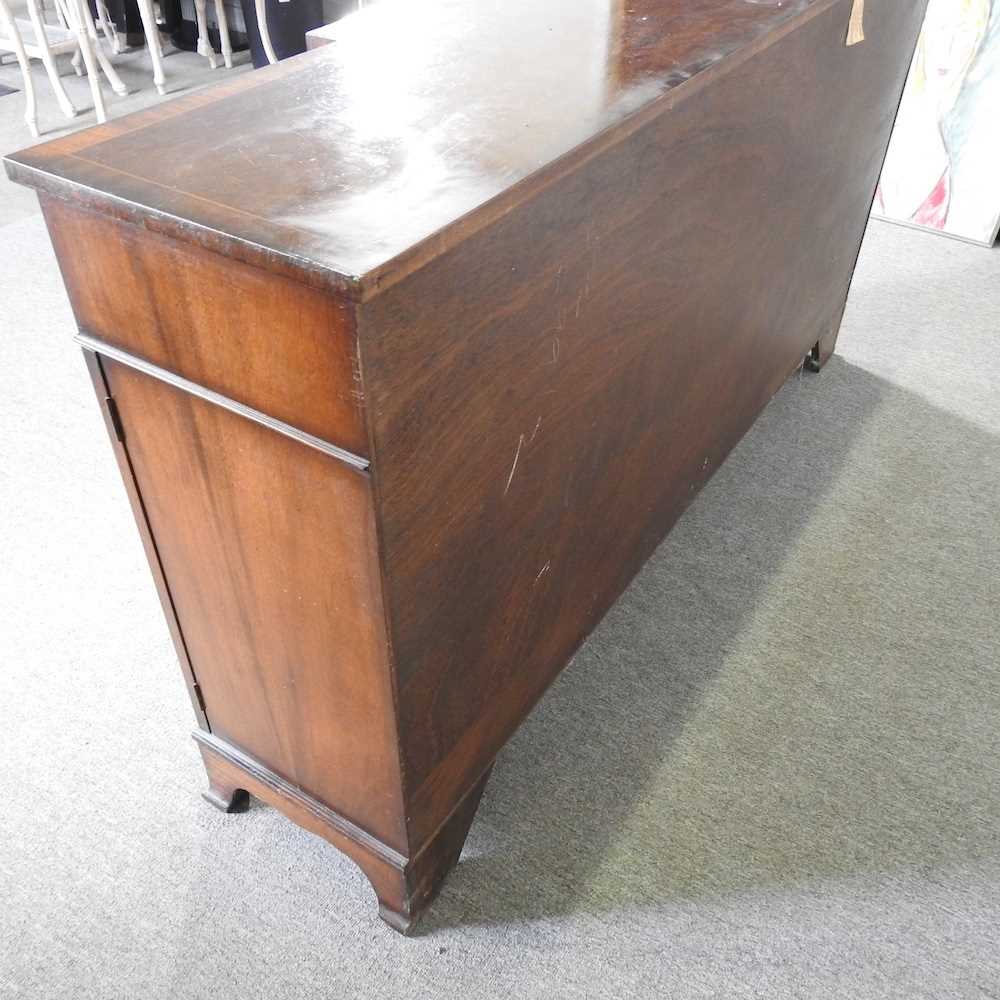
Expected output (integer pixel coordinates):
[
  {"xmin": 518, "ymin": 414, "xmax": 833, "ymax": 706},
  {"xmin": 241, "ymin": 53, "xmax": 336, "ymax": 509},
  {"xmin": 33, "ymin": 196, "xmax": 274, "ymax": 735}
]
[{"xmin": 1, "ymin": 0, "xmax": 241, "ymax": 136}]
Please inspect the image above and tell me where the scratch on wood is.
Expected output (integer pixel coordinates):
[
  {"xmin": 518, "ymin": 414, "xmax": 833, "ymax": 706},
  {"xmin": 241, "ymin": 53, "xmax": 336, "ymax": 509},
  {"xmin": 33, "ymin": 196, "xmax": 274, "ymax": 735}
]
[
  {"xmin": 236, "ymin": 148, "xmax": 258, "ymax": 169},
  {"xmin": 504, "ymin": 434, "xmax": 525, "ymax": 495},
  {"xmin": 530, "ymin": 416, "xmax": 542, "ymax": 442},
  {"xmin": 535, "ymin": 560, "xmax": 551, "ymax": 582},
  {"xmin": 552, "ymin": 337, "xmax": 560, "ymax": 363}
]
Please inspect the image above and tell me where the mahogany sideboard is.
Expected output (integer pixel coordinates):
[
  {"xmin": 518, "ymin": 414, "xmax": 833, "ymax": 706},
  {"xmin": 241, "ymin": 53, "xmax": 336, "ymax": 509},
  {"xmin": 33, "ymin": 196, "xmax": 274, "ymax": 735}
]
[{"xmin": 5, "ymin": 0, "xmax": 927, "ymax": 933}]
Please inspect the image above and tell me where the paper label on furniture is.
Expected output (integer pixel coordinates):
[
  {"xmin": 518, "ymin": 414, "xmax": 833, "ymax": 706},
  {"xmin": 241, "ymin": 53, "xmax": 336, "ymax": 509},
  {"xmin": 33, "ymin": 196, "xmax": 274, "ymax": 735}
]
[{"xmin": 847, "ymin": 0, "xmax": 866, "ymax": 45}]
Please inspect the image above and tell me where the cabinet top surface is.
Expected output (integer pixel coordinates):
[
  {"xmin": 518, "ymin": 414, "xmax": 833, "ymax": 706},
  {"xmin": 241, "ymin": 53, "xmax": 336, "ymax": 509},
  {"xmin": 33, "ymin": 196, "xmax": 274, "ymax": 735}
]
[{"xmin": 6, "ymin": 0, "xmax": 828, "ymax": 293}]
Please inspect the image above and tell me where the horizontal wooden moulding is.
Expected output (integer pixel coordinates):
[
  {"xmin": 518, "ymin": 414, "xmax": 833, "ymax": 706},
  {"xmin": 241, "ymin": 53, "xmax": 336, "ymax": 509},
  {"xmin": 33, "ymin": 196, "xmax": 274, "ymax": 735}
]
[{"xmin": 76, "ymin": 332, "xmax": 370, "ymax": 472}]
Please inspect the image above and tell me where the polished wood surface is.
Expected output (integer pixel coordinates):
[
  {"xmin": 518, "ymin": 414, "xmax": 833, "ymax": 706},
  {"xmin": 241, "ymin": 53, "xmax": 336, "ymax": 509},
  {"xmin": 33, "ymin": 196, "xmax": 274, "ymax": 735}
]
[
  {"xmin": 6, "ymin": 0, "xmax": 927, "ymax": 933},
  {"xmin": 195, "ymin": 731, "xmax": 491, "ymax": 931},
  {"xmin": 43, "ymin": 199, "xmax": 368, "ymax": 457},
  {"xmin": 361, "ymin": 0, "xmax": 930, "ymax": 845},
  {"xmin": 81, "ymin": 350, "xmax": 209, "ymax": 732},
  {"xmin": 11, "ymin": 0, "xmax": 852, "ymax": 290},
  {"xmin": 102, "ymin": 356, "xmax": 404, "ymax": 847}
]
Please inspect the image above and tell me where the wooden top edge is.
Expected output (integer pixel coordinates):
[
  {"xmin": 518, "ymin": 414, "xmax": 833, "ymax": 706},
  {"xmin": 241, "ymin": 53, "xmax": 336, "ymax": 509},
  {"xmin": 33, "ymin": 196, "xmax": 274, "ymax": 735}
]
[
  {"xmin": 5, "ymin": 156, "xmax": 365, "ymax": 297},
  {"xmin": 4, "ymin": 0, "xmax": 841, "ymax": 299}
]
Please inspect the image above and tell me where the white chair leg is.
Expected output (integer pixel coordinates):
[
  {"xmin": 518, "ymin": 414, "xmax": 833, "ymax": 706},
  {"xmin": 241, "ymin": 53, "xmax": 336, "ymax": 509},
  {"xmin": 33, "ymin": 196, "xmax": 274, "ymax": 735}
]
[
  {"xmin": 193, "ymin": 0, "xmax": 217, "ymax": 68},
  {"xmin": 213, "ymin": 0, "xmax": 232, "ymax": 68},
  {"xmin": 94, "ymin": 43, "xmax": 127, "ymax": 95},
  {"xmin": 135, "ymin": 0, "xmax": 165, "ymax": 93},
  {"xmin": 54, "ymin": 0, "xmax": 86, "ymax": 73},
  {"xmin": 254, "ymin": 0, "xmax": 277, "ymax": 63},
  {"xmin": 53, "ymin": 0, "xmax": 70, "ymax": 29},
  {"xmin": 0, "ymin": 0, "xmax": 39, "ymax": 136},
  {"xmin": 24, "ymin": 0, "xmax": 78, "ymax": 118},
  {"xmin": 82, "ymin": 6, "xmax": 128, "ymax": 95},
  {"xmin": 68, "ymin": 0, "xmax": 127, "ymax": 95},
  {"xmin": 94, "ymin": 0, "xmax": 120, "ymax": 53},
  {"xmin": 66, "ymin": 0, "xmax": 107, "ymax": 122}
]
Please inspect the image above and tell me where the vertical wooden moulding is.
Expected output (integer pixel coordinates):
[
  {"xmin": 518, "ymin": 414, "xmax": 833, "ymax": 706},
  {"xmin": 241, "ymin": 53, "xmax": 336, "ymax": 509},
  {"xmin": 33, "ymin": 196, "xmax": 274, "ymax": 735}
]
[{"xmin": 80, "ymin": 348, "xmax": 210, "ymax": 732}]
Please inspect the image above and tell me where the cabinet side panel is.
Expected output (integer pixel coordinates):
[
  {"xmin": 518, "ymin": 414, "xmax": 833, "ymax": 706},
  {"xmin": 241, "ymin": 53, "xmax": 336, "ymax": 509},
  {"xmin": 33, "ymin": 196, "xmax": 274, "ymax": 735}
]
[
  {"xmin": 360, "ymin": 0, "xmax": 926, "ymax": 845},
  {"xmin": 103, "ymin": 359, "xmax": 405, "ymax": 851},
  {"xmin": 41, "ymin": 198, "xmax": 368, "ymax": 457}
]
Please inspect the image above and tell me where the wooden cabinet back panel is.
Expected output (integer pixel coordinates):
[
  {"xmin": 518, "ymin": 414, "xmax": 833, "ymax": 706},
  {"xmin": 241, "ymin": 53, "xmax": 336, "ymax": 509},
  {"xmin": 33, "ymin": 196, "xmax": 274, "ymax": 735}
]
[
  {"xmin": 360, "ymin": 0, "xmax": 928, "ymax": 843},
  {"xmin": 43, "ymin": 197, "xmax": 368, "ymax": 457},
  {"xmin": 103, "ymin": 359, "xmax": 404, "ymax": 849}
]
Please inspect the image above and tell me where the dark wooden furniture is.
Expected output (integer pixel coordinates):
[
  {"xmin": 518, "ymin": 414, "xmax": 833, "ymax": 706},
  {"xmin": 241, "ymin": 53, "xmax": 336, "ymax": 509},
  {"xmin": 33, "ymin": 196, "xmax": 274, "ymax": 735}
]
[{"xmin": 5, "ymin": 0, "xmax": 927, "ymax": 933}]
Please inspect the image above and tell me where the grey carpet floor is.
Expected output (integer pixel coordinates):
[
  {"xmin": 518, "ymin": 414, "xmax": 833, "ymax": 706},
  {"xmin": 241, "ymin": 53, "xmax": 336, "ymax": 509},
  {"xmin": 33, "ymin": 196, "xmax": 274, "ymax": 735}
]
[{"xmin": 2, "ymin": 68, "xmax": 1000, "ymax": 997}]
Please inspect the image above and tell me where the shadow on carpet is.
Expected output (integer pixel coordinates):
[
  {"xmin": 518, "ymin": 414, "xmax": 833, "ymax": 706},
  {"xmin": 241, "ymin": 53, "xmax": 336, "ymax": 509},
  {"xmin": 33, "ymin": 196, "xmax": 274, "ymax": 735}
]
[{"xmin": 416, "ymin": 357, "xmax": 1000, "ymax": 931}]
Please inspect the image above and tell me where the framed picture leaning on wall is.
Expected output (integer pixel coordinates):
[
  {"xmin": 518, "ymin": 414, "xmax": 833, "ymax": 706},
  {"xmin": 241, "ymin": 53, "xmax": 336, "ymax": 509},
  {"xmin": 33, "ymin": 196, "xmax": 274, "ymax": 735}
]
[{"xmin": 875, "ymin": 0, "xmax": 1000, "ymax": 247}]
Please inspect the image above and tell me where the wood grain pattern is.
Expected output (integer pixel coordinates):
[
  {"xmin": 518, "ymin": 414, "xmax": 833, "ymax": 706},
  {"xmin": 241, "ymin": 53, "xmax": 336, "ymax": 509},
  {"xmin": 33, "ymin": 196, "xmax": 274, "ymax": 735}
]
[
  {"xmin": 195, "ymin": 731, "xmax": 491, "ymax": 934},
  {"xmin": 6, "ymin": 0, "xmax": 833, "ymax": 292},
  {"xmin": 102, "ymin": 358, "xmax": 404, "ymax": 850},
  {"xmin": 81, "ymin": 349, "xmax": 209, "ymax": 731},
  {"xmin": 43, "ymin": 198, "xmax": 367, "ymax": 456},
  {"xmin": 6, "ymin": 0, "xmax": 928, "ymax": 933},
  {"xmin": 359, "ymin": 0, "xmax": 929, "ymax": 844}
]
